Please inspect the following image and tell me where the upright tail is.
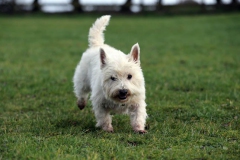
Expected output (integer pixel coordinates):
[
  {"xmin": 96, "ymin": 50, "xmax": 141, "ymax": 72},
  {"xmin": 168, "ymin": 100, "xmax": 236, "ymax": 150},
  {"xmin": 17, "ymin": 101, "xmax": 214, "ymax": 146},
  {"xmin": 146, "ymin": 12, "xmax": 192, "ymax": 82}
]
[{"xmin": 88, "ymin": 15, "xmax": 111, "ymax": 47}]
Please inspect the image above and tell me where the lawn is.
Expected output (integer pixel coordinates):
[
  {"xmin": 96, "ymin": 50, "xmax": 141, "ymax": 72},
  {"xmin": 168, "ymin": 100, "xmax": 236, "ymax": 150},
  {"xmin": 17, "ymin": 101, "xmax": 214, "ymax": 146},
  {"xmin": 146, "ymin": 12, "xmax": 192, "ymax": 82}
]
[{"xmin": 0, "ymin": 13, "xmax": 240, "ymax": 159}]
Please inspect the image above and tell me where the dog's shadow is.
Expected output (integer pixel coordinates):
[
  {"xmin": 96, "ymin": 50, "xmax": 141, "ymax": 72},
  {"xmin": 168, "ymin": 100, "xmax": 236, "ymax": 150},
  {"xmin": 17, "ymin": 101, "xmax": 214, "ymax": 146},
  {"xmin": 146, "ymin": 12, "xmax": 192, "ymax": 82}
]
[{"xmin": 55, "ymin": 117, "xmax": 98, "ymax": 133}]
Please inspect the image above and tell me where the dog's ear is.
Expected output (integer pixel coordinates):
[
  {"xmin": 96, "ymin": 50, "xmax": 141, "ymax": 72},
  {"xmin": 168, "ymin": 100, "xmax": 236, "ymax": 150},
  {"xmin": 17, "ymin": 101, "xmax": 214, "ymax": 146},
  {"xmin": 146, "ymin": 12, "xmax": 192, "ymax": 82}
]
[
  {"xmin": 129, "ymin": 43, "xmax": 140, "ymax": 64},
  {"xmin": 100, "ymin": 48, "xmax": 106, "ymax": 67}
]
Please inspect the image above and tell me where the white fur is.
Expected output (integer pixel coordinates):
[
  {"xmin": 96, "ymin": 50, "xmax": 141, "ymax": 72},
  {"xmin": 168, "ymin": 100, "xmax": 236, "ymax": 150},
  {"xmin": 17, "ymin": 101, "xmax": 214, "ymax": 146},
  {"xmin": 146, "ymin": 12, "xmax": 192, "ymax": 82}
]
[
  {"xmin": 73, "ymin": 15, "xmax": 147, "ymax": 133},
  {"xmin": 88, "ymin": 15, "xmax": 110, "ymax": 47}
]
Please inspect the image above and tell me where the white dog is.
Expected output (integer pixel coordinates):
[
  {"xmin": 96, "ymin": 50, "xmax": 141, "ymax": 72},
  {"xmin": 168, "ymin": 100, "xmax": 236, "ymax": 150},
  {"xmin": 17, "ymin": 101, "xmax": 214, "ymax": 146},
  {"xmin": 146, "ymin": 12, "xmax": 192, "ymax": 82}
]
[{"xmin": 73, "ymin": 15, "xmax": 147, "ymax": 133}]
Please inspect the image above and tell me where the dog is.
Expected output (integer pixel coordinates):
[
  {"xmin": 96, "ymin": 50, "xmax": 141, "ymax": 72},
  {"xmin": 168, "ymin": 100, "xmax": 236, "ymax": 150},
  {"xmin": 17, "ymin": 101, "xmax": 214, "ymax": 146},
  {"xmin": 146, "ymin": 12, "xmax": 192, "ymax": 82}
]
[{"xmin": 73, "ymin": 15, "xmax": 147, "ymax": 133}]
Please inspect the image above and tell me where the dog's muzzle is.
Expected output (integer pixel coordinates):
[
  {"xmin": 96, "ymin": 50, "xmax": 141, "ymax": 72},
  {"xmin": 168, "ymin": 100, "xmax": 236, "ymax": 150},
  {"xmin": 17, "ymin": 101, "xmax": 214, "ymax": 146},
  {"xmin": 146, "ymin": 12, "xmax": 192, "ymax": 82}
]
[{"xmin": 118, "ymin": 89, "xmax": 129, "ymax": 100}]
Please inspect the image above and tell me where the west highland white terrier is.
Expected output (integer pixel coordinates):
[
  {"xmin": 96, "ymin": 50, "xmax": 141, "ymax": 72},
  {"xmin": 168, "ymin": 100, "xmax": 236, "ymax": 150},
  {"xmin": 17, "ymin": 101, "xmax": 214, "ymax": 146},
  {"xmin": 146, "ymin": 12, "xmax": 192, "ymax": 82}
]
[{"xmin": 73, "ymin": 15, "xmax": 147, "ymax": 133}]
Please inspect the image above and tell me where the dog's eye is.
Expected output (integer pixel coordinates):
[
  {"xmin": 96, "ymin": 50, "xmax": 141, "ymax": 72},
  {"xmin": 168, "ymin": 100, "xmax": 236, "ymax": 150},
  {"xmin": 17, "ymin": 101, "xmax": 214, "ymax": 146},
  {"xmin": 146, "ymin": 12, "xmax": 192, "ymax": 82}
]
[
  {"xmin": 127, "ymin": 74, "xmax": 132, "ymax": 80},
  {"xmin": 110, "ymin": 76, "xmax": 117, "ymax": 81}
]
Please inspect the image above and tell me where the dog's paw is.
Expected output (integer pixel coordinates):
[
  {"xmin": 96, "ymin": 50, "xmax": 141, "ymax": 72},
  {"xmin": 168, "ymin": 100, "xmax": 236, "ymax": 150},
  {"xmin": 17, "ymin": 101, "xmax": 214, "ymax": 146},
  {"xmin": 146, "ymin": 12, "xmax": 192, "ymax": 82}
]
[
  {"xmin": 77, "ymin": 100, "xmax": 85, "ymax": 110},
  {"xmin": 135, "ymin": 130, "xmax": 147, "ymax": 134},
  {"xmin": 107, "ymin": 129, "xmax": 114, "ymax": 133},
  {"xmin": 102, "ymin": 126, "xmax": 114, "ymax": 133}
]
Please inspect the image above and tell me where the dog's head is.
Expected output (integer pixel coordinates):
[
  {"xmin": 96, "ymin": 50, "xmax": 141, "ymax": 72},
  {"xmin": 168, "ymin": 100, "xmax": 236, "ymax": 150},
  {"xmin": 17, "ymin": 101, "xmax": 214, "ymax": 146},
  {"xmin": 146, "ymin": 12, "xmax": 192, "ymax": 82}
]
[{"xmin": 100, "ymin": 43, "xmax": 145, "ymax": 104}]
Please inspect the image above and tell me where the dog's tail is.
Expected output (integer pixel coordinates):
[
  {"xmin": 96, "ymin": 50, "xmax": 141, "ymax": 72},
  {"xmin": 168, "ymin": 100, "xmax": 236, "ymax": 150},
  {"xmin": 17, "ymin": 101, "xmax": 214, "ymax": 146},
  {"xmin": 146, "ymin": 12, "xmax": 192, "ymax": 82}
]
[{"xmin": 88, "ymin": 15, "xmax": 111, "ymax": 47}]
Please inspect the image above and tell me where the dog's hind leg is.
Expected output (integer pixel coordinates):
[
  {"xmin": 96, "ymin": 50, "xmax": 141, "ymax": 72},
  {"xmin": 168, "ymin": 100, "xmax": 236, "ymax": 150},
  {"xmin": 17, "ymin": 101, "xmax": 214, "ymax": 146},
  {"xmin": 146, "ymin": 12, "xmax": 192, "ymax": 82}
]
[
  {"xmin": 75, "ymin": 82, "xmax": 89, "ymax": 110},
  {"xmin": 76, "ymin": 89, "xmax": 89, "ymax": 110},
  {"xmin": 73, "ymin": 66, "xmax": 90, "ymax": 110}
]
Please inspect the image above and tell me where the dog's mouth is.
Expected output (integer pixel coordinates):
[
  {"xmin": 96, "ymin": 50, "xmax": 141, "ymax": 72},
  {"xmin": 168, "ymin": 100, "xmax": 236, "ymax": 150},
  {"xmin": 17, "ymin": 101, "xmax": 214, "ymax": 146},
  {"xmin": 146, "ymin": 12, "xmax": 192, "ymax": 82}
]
[
  {"xmin": 117, "ymin": 92, "xmax": 131, "ymax": 102},
  {"xmin": 118, "ymin": 95, "xmax": 128, "ymax": 100},
  {"xmin": 112, "ymin": 89, "xmax": 131, "ymax": 103}
]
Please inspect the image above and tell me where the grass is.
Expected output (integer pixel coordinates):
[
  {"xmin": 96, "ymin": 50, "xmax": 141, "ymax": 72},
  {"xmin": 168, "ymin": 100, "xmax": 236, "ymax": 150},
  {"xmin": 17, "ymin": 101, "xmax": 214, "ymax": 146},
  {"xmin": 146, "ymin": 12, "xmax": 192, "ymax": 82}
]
[{"xmin": 0, "ymin": 13, "xmax": 240, "ymax": 159}]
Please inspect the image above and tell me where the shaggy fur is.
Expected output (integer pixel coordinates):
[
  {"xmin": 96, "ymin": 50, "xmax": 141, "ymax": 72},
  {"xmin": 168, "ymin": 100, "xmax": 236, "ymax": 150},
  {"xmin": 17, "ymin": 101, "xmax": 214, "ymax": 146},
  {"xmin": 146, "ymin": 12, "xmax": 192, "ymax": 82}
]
[{"xmin": 73, "ymin": 15, "xmax": 147, "ymax": 133}]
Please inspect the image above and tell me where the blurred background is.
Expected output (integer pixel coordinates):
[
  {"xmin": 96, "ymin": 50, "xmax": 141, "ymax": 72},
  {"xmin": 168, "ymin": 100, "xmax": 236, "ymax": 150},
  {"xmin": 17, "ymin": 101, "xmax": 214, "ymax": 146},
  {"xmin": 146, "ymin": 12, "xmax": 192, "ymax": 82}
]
[{"xmin": 0, "ymin": 0, "xmax": 239, "ymax": 14}]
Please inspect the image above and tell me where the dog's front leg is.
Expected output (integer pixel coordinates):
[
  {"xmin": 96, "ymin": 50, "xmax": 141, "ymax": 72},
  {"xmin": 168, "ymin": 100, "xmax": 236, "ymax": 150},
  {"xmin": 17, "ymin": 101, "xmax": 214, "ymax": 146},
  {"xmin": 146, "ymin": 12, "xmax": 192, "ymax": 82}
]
[
  {"xmin": 93, "ymin": 103, "xmax": 113, "ymax": 132},
  {"xmin": 129, "ymin": 102, "xmax": 147, "ymax": 134}
]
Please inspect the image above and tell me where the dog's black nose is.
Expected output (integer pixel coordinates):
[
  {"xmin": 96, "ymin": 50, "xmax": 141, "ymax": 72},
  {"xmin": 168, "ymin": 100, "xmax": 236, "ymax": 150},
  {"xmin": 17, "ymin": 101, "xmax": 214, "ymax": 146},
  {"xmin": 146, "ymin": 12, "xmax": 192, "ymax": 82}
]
[{"xmin": 119, "ymin": 89, "xmax": 128, "ymax": 96}]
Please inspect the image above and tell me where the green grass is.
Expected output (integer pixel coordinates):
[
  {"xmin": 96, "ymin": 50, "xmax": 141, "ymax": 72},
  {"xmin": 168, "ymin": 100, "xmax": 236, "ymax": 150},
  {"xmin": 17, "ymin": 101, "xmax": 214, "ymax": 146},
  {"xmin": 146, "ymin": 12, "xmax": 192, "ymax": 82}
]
[{"xmin": 0, "ymin": 13, "xmax": 240, "ymax": 159}]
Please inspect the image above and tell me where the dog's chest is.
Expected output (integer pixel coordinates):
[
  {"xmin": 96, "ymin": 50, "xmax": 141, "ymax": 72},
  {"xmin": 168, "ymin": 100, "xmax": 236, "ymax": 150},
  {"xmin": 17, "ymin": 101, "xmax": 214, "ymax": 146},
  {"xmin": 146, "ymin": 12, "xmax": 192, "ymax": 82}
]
[{"xmin": 101, "ymin": 100, "xmax": 129, "ymax": 114}]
